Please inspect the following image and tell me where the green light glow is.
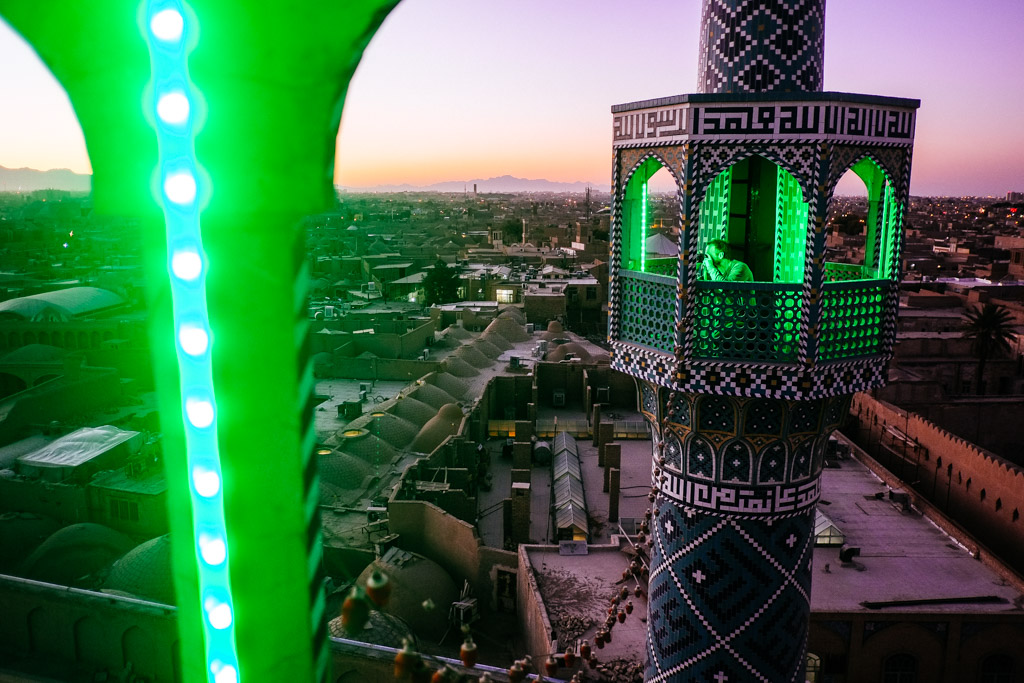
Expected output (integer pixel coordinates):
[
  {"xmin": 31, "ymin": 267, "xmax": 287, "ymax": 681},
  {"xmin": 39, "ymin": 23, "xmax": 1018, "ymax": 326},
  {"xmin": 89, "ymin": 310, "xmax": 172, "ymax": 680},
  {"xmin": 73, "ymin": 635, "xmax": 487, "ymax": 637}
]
[
  {"xmin": 0, "ymin": 1, "xmax": 400, "ymax": 681},
  {"xmin": 641, "ymin": 180, "xmax": 648, "ymax": 273}
]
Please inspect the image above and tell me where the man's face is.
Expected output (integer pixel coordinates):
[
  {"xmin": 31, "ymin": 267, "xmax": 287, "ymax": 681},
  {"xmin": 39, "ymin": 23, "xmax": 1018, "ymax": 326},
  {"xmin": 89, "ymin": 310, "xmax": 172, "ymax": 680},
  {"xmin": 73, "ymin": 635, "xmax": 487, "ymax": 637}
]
[{"xmin": 707, "ymin": 244, "xmax": 725, "ymax": 264}]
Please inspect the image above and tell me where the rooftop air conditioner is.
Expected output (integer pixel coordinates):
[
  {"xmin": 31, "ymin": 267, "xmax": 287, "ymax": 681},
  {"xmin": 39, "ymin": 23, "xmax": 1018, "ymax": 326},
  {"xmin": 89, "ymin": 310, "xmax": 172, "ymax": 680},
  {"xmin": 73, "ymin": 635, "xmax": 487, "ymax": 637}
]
[
  {"xmin": 509, "ymin": 356, "xmax": 520, "ymax": 368},
  {"xmin": 552, "ymin": 390, "xmax": 566, "ymax": 407}
]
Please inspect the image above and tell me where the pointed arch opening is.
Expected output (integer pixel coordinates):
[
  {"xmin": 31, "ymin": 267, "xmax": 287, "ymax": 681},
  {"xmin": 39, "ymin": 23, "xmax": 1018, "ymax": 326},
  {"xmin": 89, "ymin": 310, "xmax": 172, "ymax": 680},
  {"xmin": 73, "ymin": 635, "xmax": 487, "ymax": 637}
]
[
  {"xmin": 697, "ymin": 155, "xmax": 808, "ymax": 284},
  {"xmin": 825, "ymin": 156, "xmax": 901, "ymax": 282},
  {"xmin": 621, "ymin": 157, "xmax": 679, "ymax": 276}
]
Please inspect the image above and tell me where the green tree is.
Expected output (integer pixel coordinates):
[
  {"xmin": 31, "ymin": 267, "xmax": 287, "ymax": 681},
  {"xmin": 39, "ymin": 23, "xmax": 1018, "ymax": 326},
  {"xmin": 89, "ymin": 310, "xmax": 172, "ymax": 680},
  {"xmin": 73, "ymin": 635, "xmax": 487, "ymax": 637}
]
[
  {"xmin": 499, "ymin": 218, "xmax": 521, "ymax": 245},
  {"xmin": 422, "ymin": 260, "xmax": 460, "ymax": 306},
  {"xmin": 961, "ymin": 303, "xmax": 1015, "ymax": 394}
]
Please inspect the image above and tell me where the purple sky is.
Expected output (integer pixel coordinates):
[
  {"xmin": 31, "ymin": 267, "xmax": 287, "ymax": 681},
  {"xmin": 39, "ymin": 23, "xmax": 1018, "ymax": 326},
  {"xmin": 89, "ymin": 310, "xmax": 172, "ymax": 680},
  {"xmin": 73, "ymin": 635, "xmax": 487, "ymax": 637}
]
[{"xmin": 2, "ymin": 0, "xmax": 1022, "ymax": 196}]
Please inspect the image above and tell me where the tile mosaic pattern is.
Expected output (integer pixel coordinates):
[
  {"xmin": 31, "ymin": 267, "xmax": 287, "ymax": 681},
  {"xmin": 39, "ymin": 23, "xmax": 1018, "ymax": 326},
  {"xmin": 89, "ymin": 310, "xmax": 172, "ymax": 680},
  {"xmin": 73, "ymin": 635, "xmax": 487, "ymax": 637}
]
[
  {"xmin": 638, "ymin": 389, "xmax": 845, "ymax": 682},
  {"xmin": 646, "ymin": 503, "xmax": 815, "ymax": 682},
  {"xmin": 697, "ymin": 0, "xmax": 825, "ymax": 94}
]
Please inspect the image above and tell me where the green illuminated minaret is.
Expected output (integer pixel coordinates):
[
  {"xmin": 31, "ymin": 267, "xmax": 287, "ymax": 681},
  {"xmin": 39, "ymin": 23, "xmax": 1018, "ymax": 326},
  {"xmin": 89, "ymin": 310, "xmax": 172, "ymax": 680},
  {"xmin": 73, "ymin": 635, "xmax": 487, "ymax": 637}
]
[{"xmin": 607, "ymin": 1, "xmax": 918, "ymax": 681}]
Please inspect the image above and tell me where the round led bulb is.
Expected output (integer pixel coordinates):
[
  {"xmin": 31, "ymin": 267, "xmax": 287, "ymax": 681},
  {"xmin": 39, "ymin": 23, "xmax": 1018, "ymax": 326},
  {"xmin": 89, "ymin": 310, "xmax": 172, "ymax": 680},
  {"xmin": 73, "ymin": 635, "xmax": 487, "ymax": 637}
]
[
  {"xmin": 179, "ymin": 324, "xmax": 209, "ymax": 356},
  {"xmin": 185, "ymin": 398, "xmax": 214, "ymax": 429},
  {"xmin": 150, "ymin": 9, "xmax": 184, "ymax": 42},
  {"xmin": 198, "ymin": 533, "xmax": 227, "ymax": 566},
  {"xmin": 192, "ymin": 466, "xmax": 220, "ymax": 497},
  {"xmin": 211, "ymin": 662, "xmax": 238, "ymax": 683},
  {"xmin": 204, "ymin": 597, "xmax": 233, "ymax": 630},
  {"xmin": 171, "ymin": 249, "xmax": 203, "ymax": 281},
  {"xmin": 164, "ymin": 171, "xmax": 197, "ymax": 205},
  {"xmin": 157, "ymin": 91, "xmax": 191, "ymax": 125}
]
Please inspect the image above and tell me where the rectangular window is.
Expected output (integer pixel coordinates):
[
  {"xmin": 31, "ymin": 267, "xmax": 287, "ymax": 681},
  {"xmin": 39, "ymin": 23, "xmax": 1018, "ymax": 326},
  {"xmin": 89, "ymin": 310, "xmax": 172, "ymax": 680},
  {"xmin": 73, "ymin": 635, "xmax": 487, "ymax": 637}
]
[
  {"xmin": 586, "ymin": 286, "xmax": 597, "ymax": 300},
  {"xmin": 496, "ymin": 288, "xmax": 514, "ymax": 304}
]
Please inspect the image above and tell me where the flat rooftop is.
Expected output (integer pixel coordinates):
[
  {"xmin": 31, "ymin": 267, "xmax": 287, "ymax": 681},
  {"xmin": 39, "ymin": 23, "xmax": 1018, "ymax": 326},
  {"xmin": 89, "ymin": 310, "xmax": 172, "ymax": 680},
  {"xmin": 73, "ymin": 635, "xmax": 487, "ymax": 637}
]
[{"xmin": 811, "ymin": 436, "xmax": 1024, "ymax": 614}]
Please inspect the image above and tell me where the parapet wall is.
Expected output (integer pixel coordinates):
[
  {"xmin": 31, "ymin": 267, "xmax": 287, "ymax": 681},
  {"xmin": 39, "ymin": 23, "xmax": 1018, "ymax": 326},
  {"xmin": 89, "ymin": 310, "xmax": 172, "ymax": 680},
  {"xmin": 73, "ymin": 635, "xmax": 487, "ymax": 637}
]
[
  {"xmin": 0, "ymin": 574, "xmax": 177, "ymax": 681},
  {"xmin": 848, "ymin": 393, "xmax": 1024, "ymax": 572}
]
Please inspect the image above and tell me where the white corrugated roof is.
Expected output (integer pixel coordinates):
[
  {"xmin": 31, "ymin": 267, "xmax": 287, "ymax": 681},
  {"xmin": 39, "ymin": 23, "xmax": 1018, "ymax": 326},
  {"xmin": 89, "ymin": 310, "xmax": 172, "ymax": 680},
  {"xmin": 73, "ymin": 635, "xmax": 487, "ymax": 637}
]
[{"xmin": 18, "ymin": 426, "xmax": 139, "ymax": 469}]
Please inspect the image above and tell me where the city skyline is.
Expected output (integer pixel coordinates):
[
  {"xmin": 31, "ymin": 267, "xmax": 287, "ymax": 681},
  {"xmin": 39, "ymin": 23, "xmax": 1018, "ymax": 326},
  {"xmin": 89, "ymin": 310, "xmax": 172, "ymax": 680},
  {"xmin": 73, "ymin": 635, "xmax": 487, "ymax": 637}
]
[{"xmin": 1, "ymin": 0, "xmax": 1023, "ymax": 197}]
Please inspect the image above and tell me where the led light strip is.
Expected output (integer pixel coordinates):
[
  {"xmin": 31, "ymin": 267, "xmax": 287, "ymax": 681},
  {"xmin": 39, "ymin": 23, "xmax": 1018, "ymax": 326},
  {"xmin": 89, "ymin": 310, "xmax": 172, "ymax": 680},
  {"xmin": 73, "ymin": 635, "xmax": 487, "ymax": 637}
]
[
  {"xmin": 144, "ymin": 3, "xmax": 240, "ymax": 682},
  {"xmin": 640, "ymin": 179, "xmax": 648, "ymax": 273}
]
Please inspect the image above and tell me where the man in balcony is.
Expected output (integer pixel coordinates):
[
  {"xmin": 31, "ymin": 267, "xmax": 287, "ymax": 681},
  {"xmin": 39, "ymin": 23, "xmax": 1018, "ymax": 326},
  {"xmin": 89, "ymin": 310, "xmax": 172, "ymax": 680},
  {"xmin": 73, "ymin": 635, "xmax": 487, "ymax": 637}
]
[{"xmin": 701, "ymin": 239, "xmax": 754, "ymax": 282}]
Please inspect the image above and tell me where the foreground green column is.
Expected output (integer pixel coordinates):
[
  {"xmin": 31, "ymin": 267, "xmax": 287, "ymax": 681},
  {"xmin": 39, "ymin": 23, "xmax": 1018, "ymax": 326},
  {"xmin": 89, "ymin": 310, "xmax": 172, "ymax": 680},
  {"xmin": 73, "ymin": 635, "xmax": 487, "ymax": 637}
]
[{"xmin": 0, "ymin": 2, "xmax": 398, "ymax": 681}]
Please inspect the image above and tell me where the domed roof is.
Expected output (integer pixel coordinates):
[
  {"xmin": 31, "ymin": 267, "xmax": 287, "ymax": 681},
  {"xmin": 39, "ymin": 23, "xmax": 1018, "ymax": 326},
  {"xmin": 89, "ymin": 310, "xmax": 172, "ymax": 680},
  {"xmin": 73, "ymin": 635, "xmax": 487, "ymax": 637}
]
[
  {"xmin": 388, "ymin": 396, "xmax": 437, "ymax": 427},
  {"xmin": 546, "ymin": 342, "xmax": 592, "ymax": 363},
  {"xmin": 471, "ymin": 339, "xmax": 502, "ymax": 359},
  {"xmin": 428, "ymin": 373, "xmax": 469, "ymax": 400},
  {"xmin": 0, "ymin": 512, "xmax": 61, "ymax": 572},
  {"xmin": 0, "ymin": 344, "xmax": 67, "ymax": 364},
  {"xmin": 546, "ymin": 320, "xmax": 564, "ymax": 334},
  {"xmin": 441, "ymin": 357, "xmax": 479, "ymax": 378},
  {"xmin": 0, "ymin": 287, "xmax": 123, "ymax": 321},
  {"xmin": 407, "ymin": 382, "xmax": 458, "ymax": 409},
  {"xmin": 319, "ymin": 449, "xmax": 374, "ymax": 489},
  {"xmin": 480, "ymin": 330, "xmax": 512, "ymax": 351},
  {"xmin": 454, "ymin": 345, "xmax": 492, "ymax": 369},
  {"xmin": 336, "ymin": 429, "xmax": 398, "ymax": 466},
  {"xmin": 410, "ymin": 404, "xmax": 465, "ymax": 454},
  {"xmin": 346, "ymin": 411, "xmax": 419, "ymax": 449},
  {"xmin": 103, "ymin": 535, "xmax": 174, "ymax": 605},
  {"xmin": 497, "ymin": 306, "xmax": 525, "ymax": 322},
  {"xmin": 485, "ymin": 317, "xmax": 530, "ymax": 342},
  {"xmin": 445, "ymin": 325, "xmax": 472, "ymax": 341},
  {"xmin": 19, "ymin": 523, "xmax": 134, "ymax": 586},
  {"xmin": 356, "ymin": 548, "xmax": 459, "ymax": 639}
]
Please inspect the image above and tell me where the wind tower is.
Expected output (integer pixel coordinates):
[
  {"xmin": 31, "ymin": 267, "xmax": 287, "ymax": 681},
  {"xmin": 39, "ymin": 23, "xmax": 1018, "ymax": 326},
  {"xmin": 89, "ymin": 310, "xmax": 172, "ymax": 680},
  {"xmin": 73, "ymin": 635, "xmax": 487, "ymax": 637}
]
[{"xmin": 607, "ymin": 2, "xmax": 918, "ymax": 682}]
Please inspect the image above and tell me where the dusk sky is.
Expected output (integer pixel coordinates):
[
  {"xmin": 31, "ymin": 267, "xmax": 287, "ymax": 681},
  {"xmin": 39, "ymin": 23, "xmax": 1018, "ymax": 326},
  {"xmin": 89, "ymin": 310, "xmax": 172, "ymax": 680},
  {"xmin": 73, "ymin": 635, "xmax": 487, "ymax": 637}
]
[{"xmin": 1, "ymin": 0, "xmax": 1022, "ymax": 196}]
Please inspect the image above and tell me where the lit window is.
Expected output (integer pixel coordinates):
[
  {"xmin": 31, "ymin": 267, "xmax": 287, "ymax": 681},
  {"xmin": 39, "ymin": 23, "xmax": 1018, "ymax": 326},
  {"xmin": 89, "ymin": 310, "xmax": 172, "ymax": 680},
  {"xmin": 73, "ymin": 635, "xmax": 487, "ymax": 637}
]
[{"xmin": 496, "ymin": 288, "xmax": 514, "ymax": 304}]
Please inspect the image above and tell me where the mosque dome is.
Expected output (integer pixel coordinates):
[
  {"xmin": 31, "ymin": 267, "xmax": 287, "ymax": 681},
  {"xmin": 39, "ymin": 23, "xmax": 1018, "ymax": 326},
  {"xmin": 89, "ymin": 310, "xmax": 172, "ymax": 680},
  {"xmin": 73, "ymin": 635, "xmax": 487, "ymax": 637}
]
[
  {"xmin": 103, "ymin": 534, "xmax": 175, "ymax": 605},
  {"xmin": 19, "ymin": 523, "xmax": 134, "ymax": 586},
  {"xmin": 355, "ymin": 548, "xmax": 459, "ymax": 639}
]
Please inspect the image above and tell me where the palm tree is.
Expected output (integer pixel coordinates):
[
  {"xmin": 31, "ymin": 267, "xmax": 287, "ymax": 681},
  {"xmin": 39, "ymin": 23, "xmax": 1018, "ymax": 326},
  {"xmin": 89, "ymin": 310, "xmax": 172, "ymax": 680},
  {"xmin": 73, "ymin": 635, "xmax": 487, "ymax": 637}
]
[{"xmin": 961, "ymin": 303, "xmax": 1015, "ymax": 394}]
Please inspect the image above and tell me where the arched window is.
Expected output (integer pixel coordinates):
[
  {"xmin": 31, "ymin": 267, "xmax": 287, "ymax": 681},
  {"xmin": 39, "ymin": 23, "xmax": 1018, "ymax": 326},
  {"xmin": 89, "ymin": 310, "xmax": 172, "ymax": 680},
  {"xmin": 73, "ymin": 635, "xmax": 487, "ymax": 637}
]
[
  {"xmin": 883, "ymin": 653, "xmax": 917, "ymax": 683},
  {"xmin": 825, "ymin": 157, "xmax": 900, "ymax": 282},
  {"xmin": 805, "ymin": 652, "xmax": 822, "ymax": 683},
  {"xmin": 980, "ymin": 653, "xmax": 1015, "ymax": 683},
  {"xmin": 620, "ymin": 157, "xmax": 678, "ymax": 275},
  {"xmin": 697, "ymin": 155, "xmax": 808, "ymax": 284}
]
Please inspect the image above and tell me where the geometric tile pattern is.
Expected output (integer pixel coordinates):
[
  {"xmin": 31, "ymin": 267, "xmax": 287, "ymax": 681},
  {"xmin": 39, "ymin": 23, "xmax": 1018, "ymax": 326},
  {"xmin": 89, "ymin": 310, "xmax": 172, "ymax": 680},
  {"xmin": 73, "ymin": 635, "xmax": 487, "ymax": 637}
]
[
  {"xmin": 698, "ymin": 0, "xmax": 825, "ymax": 94},
  {"xmin": 647, "ymin": 501, "xmax": 815, "ymax": 682},
  {"xmin": 639, "ymin": 389, "xmax": 843, "ymax": 682},
  {"xmin": 612, "ymin": 340, "xmax": 888, "ymax": 401}
]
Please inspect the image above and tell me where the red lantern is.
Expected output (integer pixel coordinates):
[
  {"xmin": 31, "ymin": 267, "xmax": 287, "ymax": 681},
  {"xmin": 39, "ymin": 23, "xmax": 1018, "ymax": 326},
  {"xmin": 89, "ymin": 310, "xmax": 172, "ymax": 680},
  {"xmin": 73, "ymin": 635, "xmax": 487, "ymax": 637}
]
[
  {"xmin": 341, "ymin": 588, "xmax": 369, "ymax": 635},
  {"xmin": 365, "ymin": 569, "xmax": 391, "ymax": 607}
]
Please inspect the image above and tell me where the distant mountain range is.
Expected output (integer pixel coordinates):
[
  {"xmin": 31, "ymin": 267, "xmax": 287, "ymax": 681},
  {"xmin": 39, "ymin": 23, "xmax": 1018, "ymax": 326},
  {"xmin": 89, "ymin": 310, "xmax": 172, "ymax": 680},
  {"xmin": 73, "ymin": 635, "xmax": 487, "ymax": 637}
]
[
  {"xmin": 0, "ymin": 165, "xmax": 91, "ymax": 193},
  {"xmin": 0, "ymin": 166, "xmax": 602, "ymax": 195},
  {"xmin": 339, "ymin": 175, "xmax": 605, "ymax": 194}
]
